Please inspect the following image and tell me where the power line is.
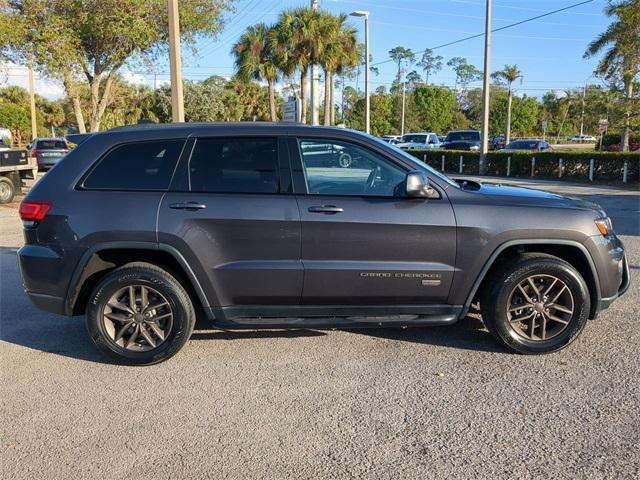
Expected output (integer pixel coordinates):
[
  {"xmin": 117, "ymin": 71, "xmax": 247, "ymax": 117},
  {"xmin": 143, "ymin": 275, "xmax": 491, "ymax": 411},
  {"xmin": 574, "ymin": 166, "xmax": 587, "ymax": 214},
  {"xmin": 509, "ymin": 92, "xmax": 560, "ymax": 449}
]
[{"xmin": 371, "ymin": 0, "xmax": 595, "ymax": 67}]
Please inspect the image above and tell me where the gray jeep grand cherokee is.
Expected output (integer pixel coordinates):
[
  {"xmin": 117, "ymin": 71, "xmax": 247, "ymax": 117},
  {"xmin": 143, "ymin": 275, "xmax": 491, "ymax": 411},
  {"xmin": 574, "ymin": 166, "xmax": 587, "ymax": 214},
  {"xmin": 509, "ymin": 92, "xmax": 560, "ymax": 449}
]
[{"xmin": 18, "ymin": 123, "xmax": 629, "ymax": 365}]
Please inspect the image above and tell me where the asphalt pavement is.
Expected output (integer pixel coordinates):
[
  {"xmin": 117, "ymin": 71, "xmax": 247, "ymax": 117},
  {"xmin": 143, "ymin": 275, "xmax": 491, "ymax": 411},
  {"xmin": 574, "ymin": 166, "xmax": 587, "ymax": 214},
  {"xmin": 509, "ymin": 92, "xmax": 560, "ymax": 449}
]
[{"xmin": 1, "ymin": 178, "xmax": 639, "ymax": 479}]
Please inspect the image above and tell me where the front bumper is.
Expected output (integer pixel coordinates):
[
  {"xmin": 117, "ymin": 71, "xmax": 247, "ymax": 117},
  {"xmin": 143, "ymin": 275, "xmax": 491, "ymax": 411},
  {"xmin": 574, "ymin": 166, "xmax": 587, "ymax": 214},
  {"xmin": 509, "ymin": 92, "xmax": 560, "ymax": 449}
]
[{"xmin": 599, "ymin": 253, "xmax": 630, "ymax": 310}]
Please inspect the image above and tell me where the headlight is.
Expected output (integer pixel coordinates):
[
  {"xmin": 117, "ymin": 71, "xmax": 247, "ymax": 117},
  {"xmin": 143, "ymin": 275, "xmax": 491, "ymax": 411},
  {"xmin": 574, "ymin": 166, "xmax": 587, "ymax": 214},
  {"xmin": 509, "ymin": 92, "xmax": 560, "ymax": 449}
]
[{"xmin": 595, "ymin": 217, "xmax": 613, "ymax": 236}]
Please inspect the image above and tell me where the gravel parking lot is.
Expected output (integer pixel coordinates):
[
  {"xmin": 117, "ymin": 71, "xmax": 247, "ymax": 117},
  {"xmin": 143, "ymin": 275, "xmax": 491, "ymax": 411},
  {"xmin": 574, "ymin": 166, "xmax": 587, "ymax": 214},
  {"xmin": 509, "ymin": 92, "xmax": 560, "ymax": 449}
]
[{"xmin": 1, "ymin": 177, "xmax": 639, "ymax": 479}]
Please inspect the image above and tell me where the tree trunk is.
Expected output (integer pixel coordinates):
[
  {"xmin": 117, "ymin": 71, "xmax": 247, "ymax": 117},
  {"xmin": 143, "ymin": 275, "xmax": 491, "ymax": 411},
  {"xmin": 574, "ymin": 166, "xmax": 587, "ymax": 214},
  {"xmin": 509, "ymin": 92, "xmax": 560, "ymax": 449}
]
[
  {"xmin": 622, "ymin": 79, "xmax": 633, "ymax": 152},
  {"xmin": 268, "ymin": 78, "xmax": 277, "ymax": 122},
  {"xmin": 330, "ymin": 72, "xmax": 335, "ymax": 125},
  {"xmin": 506, "ymin": 86, "xmax": 513, "ymax": 144},
  {"xmin": 62, "ymin": 71, "xmax": 86, "ymax": 134},
  {"xmin": 300, "ymin": 69, "xmax": 308, "ymax": 123},
  {"xmin": 88, "ymin": 70, "xmax": 117, "ymax": 132},
  {"xmin": 323, "ymin": 69, "xmax": 331, "ymax": 126}
]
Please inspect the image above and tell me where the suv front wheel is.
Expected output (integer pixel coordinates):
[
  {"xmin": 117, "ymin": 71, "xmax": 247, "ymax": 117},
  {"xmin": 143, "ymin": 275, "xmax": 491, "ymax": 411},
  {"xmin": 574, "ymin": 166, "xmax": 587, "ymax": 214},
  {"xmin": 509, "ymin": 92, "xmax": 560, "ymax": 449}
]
[
  {"xmin": 481, "ymin": 254, "xmax": 590, "ymax": 354},
  {"xmin": 86, "ymin": 262, "xmax": 196, "ymax": 365}
]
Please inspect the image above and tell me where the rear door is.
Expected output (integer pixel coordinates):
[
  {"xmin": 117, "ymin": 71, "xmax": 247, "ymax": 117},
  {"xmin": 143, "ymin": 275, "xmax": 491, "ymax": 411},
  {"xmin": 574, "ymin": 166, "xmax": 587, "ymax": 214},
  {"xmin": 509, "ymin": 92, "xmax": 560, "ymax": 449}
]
[
  {"xmin": 158, "ymin": 135, "xmax": 302, "ymax": 311},
  {"xmin": 291, "ymin": 136, "xmax": 457, "ymax": 306}
]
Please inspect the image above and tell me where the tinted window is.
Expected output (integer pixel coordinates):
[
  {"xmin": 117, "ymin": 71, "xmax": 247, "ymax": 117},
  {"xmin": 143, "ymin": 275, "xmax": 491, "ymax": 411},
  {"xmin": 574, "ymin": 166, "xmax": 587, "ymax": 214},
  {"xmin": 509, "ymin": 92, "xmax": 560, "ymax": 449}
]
[
  {"xmin": 84, "ymin": 140, "xmax": 184, "ymax": 190},
  {"xmin": 402, "ymin": 134, "xmax": 427, "ymax": 143},
  {"xmin": 36, "ymin": 139, "xmax": 67, "ymax": 149},
  {"xmin": 189, "ymin": 137, "xmax": 279, "ymax": 194},
  {"xmin": 506, "ymin": 140, "xmax": 538, "ymax": 149},
  {"xmin": 446, "ymin": 131, "xmax": 480, "ymax": 142},
  {"xmin": 298, "ymin": 138, "xmax": 406, "ymax": 197}
]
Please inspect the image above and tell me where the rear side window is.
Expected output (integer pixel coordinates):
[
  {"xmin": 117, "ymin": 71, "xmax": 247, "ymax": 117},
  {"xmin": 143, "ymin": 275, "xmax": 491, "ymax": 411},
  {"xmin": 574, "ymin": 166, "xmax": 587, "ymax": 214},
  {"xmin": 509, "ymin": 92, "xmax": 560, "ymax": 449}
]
[
  {"xmin": 83, "ymin": 140, "xmax": 184, "ymax": 190},
  {"xmin": 189, "ymin": 137, "xmax": 279, "ymax": 194}
]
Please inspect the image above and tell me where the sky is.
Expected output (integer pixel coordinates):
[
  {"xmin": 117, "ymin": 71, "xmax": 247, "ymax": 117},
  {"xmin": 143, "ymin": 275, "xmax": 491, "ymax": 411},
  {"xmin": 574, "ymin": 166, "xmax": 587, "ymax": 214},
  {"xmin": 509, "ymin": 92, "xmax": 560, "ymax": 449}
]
[{"xmin": 1, "ymin": 0, "xmax": 611, "ymax": 99}]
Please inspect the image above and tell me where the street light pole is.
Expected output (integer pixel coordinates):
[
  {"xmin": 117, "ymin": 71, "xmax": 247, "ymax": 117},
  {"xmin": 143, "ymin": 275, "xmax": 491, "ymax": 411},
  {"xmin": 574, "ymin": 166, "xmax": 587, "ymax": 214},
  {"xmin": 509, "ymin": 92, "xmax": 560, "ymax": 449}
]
[
  {"xmin": 350, "ymin": 10, "xmax": 370, "ymax": 134},
  {"xmin": 479, "ymin": 0, "xmax": 492, "ymax": 175},
  {"xmin": 168, "ymin": 0, "xmax": 185, "ymax": 122}
]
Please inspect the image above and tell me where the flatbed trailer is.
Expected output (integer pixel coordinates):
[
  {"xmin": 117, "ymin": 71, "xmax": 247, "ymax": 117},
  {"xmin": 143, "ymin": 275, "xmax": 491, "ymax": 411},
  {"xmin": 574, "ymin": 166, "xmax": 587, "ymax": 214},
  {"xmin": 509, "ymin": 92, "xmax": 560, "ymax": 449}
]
[{"xmin": 0, "ymin": 152, "xmax": 38, "ymax": 204}]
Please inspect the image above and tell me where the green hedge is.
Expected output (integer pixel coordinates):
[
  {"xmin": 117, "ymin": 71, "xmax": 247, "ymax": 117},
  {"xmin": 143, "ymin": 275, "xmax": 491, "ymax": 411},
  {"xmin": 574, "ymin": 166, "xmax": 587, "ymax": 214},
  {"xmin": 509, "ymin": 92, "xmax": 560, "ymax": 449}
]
[{"xmin": 405, "ymin": 149, "xmax": 640, "ymax": 183}]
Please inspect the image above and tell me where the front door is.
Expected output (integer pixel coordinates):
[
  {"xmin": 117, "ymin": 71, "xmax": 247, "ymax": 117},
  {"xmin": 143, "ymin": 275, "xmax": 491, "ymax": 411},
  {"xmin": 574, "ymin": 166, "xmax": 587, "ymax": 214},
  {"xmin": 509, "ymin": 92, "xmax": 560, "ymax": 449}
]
[
  {"xmin": 291, "ymin": 137, "xmax": 456, "ymax": 306},
  {"xmin": 158, "ymin": 136, "xmax": 302, "ymax": 314}
]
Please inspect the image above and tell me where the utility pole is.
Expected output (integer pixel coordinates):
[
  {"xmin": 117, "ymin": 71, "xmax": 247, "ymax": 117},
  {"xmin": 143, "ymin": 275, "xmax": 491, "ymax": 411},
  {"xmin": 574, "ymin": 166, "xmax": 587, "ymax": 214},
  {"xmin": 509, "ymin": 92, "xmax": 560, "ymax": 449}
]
[
  {"xmin": 310, "ymin": 0, "xmax": 320, "ymax": 126},
  {"xmin": 28, "ymin": 60, "xmax": 37, "ymax": 141},
  {"xmin": 168, "ymin": 0, "xmax": 185, "ymax": 122},
  {"xmin": 401, "ymin": 80, "xmax": 406, "ymax": 136},
  {"xmin": 479, "ymin": 0, "xmax": 492, "ymax": 175},
  {"xmin": 579, "ymin": 84, "xmax": 586, "ymax": 137}
]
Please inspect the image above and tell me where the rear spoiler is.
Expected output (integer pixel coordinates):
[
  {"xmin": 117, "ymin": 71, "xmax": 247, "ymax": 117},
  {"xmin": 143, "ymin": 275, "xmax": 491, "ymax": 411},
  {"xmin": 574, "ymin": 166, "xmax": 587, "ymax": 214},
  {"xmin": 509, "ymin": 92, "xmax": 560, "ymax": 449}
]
[{"xmin": 65, "ymin": 133, "xmax": 93, "ymax": 145}]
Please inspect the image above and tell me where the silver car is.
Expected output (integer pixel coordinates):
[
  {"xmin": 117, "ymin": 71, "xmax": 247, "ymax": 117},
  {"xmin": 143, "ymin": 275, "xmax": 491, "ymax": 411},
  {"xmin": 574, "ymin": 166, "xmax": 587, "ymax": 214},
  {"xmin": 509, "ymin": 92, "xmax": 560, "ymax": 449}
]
[
  {"xmin": 30, "ymin": 137, "xmax": 70, "ymax": 170},
  {"xmin": 396, "ymin": 132, "xmax": 441, "ymax": 150}
]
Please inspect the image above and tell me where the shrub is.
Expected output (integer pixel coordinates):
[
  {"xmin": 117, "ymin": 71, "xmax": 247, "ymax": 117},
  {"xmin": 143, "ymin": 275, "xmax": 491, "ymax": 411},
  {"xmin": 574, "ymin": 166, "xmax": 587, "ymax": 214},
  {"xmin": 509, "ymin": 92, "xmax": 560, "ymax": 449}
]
[{"xmin": 404, "ymin": 149, "xmax": 640, "ymax": 183}]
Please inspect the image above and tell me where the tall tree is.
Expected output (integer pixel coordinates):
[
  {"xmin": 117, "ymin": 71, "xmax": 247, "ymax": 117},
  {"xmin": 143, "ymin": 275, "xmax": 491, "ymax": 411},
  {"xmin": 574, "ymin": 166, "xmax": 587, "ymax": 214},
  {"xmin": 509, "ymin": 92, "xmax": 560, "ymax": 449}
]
[
  {"xmin": 388, "ymin": 46, "xmax": 415, "ymax": 86},
  {"xmin": 417, "ymin": 49, "xmax": 443, "ymax": 84},
  {"xmin": 1, "ymin": 0, "xmax": 233, "ymax": 132},
  {"xmin": 232, "ymin": 23, "xmax": 279, "ymax": 121},
  {"xmin": 447, "ymin": 57, "xmax": 482, "ymax": 92},
  {"xmin": 584, "ymin": 0, "xmax": 640, "ymax": 151},
  {"xmin": 317, "ymin": 13, "xmax": 357, "ymax": 126},
  {"xmin": 492, "ymin": 64, "xmax": 523, "ymax": 144}
]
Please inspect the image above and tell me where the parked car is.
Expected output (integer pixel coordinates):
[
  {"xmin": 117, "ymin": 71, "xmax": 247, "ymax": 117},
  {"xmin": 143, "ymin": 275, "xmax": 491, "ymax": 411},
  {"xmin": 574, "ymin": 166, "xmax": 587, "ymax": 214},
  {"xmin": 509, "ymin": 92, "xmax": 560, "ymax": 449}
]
[
  {"xmin": 30, "ymin": 137, "xmax": 71, "ymax": 170},
  {"xmin": 380, "ymin": 135, "xmax": 402, "ymax": 145},
  {"xmin": 442, "ymin": 130, "xmax": 481, "ymax": 151},
  {"xmin": 569, "ymin": 134, "xmax": 597, "ymax": 142},
  {"xmin": 489, "ymin": 134, "xmax": 506, "ymax": 150},
  {"xmin": 501, "ymin": 139, "xmax": 553, "ymax": 152},
  {"xmin": 18, "ymin": 123, "xmax": 629, "ymax": 364},
  {"xmin": 0, "ymin": 138, "xmax": 10, "ymax": 151},
  {"xmin": 396, "ymin": 132, "xmax": 441, "ymax": 150}
]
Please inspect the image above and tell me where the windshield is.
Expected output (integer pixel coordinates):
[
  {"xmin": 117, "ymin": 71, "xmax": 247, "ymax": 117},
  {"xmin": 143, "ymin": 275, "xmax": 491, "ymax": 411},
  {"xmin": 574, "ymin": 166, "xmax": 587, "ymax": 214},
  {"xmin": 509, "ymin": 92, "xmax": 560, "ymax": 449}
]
[
  {"xmin": 505, "ymin": 140, "xmax": 538, "ymax": 149},
  {"xmin": 370, "ymin": 136, "xmax": 459, "ymax": 188},
  {"xmin": 402, "ymin": 134, "xmax": 428, "ymax": 143},
  {"xmin": 446, "ymin": 131, "xmax": 480, "ymax": 142},
  {"xmin": 36, "ymin": 140, "xmax": 67, "ymax": 150}
]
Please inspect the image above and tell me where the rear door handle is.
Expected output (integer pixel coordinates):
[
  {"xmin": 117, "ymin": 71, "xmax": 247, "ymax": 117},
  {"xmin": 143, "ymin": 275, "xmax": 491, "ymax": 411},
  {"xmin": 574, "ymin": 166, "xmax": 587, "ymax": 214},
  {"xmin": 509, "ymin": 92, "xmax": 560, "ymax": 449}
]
[
  {"xmin": 169, "ymin": 201, "xmax": 207, "ymax": 211},
  {"xmin": 308, "ymin": 205, "xmax": 344, "ymax": 214}
]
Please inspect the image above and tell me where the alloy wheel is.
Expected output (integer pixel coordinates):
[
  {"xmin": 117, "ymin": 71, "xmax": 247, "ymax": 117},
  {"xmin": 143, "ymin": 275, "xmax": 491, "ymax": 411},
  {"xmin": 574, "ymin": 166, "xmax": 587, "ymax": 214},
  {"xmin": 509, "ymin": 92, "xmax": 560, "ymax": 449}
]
[
  {"xmin": 506, "ymin": 274, "xmax": 574, "ymax": 341},
  {"xmin": 102, "ymin": 285, "xmax": 173, "ymax": 352}
]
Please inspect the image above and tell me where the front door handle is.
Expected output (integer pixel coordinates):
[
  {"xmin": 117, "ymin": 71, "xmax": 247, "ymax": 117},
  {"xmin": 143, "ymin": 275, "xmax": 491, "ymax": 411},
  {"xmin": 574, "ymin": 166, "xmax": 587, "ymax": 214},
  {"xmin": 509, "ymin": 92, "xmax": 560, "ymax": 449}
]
[
  {"xmin": 308, "ymin": 205, "xmax": 344, "ymax": 214},
  {"xmin": 169, "ymin": 201, "xmax": 207, "ymax": 211}
]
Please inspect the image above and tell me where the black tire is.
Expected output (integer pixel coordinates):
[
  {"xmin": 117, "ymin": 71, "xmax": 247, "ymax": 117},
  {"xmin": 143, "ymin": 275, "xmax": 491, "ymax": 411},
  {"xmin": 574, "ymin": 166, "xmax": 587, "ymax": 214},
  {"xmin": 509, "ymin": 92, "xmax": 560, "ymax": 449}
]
[
  {"xmin": 480, "ymin": 254, "xmax": 590, "ymax": 354},
  {"xmin": 0, "ymin": 176, "xmax": 15, "ymax": 204},
  {"xmin": 86, "ymin": 262, "xmax": 195, "ymax": 365}
]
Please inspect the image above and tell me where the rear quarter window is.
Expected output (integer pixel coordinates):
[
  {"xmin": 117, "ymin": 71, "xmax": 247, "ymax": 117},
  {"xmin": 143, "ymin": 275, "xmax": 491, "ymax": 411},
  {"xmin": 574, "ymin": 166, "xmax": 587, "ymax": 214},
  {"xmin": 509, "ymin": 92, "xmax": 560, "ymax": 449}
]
[{"xmin": 82, "ymin": 139, "xmax": 184, "ymax": 190}]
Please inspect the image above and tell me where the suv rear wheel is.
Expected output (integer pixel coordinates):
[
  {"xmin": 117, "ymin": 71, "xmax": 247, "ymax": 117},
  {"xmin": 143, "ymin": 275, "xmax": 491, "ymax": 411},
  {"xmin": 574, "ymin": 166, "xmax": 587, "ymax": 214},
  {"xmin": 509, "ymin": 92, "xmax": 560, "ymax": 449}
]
[
  {"xmin": 86, "ymin": 262, "xmax": 195, "ymax": 365},
  {"xmin": 481, "ymin": 254, "xmax": 590, "ymax": 354}
]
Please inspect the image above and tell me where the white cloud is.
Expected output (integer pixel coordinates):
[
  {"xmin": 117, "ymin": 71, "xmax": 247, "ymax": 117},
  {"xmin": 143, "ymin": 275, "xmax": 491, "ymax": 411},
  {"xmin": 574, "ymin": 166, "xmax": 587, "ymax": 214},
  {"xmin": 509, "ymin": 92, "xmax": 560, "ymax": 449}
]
[{"xmin": 0, "ymin": 62, "xmax": 65, "ymax": 99}]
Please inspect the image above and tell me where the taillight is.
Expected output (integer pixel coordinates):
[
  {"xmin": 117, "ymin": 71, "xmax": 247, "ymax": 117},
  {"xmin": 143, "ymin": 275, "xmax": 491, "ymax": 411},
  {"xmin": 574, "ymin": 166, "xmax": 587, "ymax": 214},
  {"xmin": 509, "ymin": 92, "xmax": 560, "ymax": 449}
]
[{"xmin": 19, "ymin": 201, "xmax": 52, "ymax": 221}]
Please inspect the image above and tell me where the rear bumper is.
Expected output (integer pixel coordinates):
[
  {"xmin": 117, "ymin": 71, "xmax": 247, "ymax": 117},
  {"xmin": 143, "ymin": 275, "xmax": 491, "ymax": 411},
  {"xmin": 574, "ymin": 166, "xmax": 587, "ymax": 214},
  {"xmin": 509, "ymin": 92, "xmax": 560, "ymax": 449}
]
[{"xmin": 25, "ymin": 291, "xmax": 66, "ymax": 315}]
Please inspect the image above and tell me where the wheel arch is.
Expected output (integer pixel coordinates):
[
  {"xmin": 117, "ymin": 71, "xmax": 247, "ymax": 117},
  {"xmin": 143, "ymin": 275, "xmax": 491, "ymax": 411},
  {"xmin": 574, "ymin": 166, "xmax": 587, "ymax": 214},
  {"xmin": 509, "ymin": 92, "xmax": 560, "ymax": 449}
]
[
  {"xmin": 66, "ymin": 241, "xmax": 210, "ymax": 316},
  {"xmin": 464, "ymin": 239, "xmax": 601, "ymax": 320}
]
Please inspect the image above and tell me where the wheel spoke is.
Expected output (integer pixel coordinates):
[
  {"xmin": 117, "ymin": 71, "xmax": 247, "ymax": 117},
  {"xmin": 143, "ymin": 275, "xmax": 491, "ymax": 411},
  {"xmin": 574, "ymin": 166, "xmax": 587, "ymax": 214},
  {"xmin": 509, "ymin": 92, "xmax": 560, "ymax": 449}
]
[
  {"xmin": 151, "ymin": 312, "xmax": 172, "ymax": 322},
  {"xmin": 540, "ymin": 314, "xmax": 547, "ymax": 340},
  {"xmin": 104, "ymin": 312, "xmax": 131, "ymax": 323},
  {"xmin": 146, "ymin": 322, "xmax": 165, "ymax": 341},
  {"xmin": 508, "ymin": 304, "xmax": 531, "ymax": 313},
  {"xmin": 139, "ymin": 324, "xmax": 156, "ymax": 348},
  {"xmin": 510, "ymin": 311, "xmax": 534, "ymax": 323},
  {"xmin": 144, "ymin": 300, "xmax": 168, "ymax": 313},
  {"xmin": 114, "ymin": 321, "xmax": 134, "ymax": 342},
  {"xmin": 542, "ymin": 278, "xmax": 558, "ymax": 297},
  {"xmin": 141, "ymin": 286, "xmax": 149, "ymax": 309},
  {"xmin": 517, "ymin": 284, "xmax": 535, "ymax": 304},
  {"xmin": 546, "ymin": 312, "xmax": 569, "ymax": 325},
  {"xmin": 128, "ymin": 286, "xmax": 136, "ymax": 310},
  {"xmin": 107, "ymin": 300, "xmax": 133, "ymax": 315},
  {"xmin": 527, "ymin": 277, "xmax": 541, "ymax": 297},
  {"xmin": 549, "ymin": 303, "xmax": 573, "ymax": 315},
  {"xmin": 550, "ymin": 285, "xmax": 567, "ymax": 305},
  {"xmin": 125, "ymin": 324, "xmax": 140, "ymax": 348}
]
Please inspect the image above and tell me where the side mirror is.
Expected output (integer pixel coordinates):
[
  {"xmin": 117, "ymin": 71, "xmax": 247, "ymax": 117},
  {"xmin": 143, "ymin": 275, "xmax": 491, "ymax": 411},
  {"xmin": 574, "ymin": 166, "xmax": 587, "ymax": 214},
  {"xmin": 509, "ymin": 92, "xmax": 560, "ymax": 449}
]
[{"xmin": 405, "ymin": 171, "xmax": 437, "ymax": 198}]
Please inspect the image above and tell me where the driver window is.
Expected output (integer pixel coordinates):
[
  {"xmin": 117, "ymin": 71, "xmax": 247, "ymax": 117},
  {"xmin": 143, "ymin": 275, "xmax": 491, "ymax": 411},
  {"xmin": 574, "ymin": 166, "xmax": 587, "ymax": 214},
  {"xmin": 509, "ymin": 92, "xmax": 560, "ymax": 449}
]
[{"xmin": 297, "ymin": 138, "xmax": 407, "ymax": 197}]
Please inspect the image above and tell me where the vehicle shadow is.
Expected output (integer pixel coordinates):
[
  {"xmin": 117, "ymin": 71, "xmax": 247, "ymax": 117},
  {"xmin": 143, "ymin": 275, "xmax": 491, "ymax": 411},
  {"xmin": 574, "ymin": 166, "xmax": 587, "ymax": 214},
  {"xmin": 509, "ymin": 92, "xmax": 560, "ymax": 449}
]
[{"xmin": 340, "ymin": 314, "xmax": 507, "ymax": 354}]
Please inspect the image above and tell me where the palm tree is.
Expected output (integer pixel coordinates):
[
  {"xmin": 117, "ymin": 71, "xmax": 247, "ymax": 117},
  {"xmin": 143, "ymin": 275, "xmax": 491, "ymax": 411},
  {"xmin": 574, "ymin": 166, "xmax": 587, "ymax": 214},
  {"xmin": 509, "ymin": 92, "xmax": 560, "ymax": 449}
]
[
  {"xmin": 318, "ymin": 13, "xmax": 358, "ymax": 126},
  {"xmin": 492, "ymin": 64, "xmax": 523, "ymax": 144},
  {"xmin": 417, "ymin": 49, "xmax": 443, "ymax": 84},
  {"xmin": 270, "ymin": 8, "xmax": 322, "ymax": 123},
  {"xmin": 584, "ymin": 0, "xmax": 640, "ymax": 152},
  {"xmin": 388, "ymin": 46, "xmax": 415, "ymax": 134},
  {"xmin": 232, "ymin": 23, "xmax": 279, "ymax": 121},
  {"xmin": 556, "ymin": 89, "xmax": 575, "ymax": 141}
]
